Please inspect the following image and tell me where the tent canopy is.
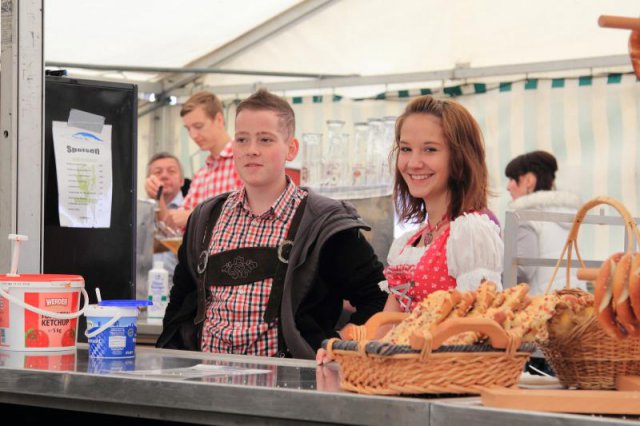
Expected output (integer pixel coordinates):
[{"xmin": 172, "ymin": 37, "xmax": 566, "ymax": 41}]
[{"xmin": 45, "ymin": 0, "xmax": 639, "ymax": 96}]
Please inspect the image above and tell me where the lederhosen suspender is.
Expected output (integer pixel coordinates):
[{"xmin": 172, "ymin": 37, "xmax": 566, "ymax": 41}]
[{"xmin": 195, "ymin": 196, "xmax": 307, "ymax": 350}]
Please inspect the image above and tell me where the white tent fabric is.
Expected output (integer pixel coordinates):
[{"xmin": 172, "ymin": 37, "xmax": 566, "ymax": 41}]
[
  {"xmin": 44, "ymin": 0, "xmax": 302, "ymax": 81},
  {"xmin": 200, "ymin": 0, "xmax": 639, "ymax": 90},
  {"xmin": 44, "ymin": 0, "xmax": 638, "ymax": 88}
]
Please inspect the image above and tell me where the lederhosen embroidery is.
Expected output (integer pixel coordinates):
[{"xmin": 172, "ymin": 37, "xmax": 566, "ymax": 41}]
[
  {"xmin": 196, "ymin": 196, "xmax": 307, "ymax": 351},
  {"xmin": 205, "ymin": 247, "xmax": 278, "ymax": 286}
]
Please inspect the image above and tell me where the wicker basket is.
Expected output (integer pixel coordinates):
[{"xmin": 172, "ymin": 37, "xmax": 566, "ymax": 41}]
[
  {"xmin": 539, "ymin": 196, "xmax": 640, "ymax": 390},
  {"xmin": 324, "ymin": 315, "xmax": 534, "ymax": 395}
]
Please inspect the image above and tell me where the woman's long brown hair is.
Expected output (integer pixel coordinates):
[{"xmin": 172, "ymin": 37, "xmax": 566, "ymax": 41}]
[{"xmin": 392, "ymin": 95, "xmax": 489, "ymax": 224}]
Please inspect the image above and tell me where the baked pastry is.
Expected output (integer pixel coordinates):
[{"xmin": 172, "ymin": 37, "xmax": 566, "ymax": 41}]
[
  {"xmin": 441, "ymin": 281, "xmax": 495, "ymax": 345},
  {"xmin": 612, "ymin": 253, "xmax": 640, "ymax": 336},
  {"xmin": 594, "ymin": 252, "xmax": 625, "ymax": 339},
  {"xmin": 448, "ymin": 291, "xmax": 477, "ymax": 318},
  {"xmin": 443, "ymin": 282, "xmax": 526, "ymax": 345},
  {"xmin": 492, "ymin": 283, "xmax": 530, "ymax": 310},
  {"xmin": 547, "ymin": 289, "xmax": 594, "ymax": 341},
  {"xmin": 382, "ymin": 289, "xmax": 459, "ymax": 344},
  {"xmin": 510, "ymin": 294, "xmax": 560, "ymax": 342},
  {"xmin": 376, "ymin": 280, "xmax": 598, "ymax": 348},
  {"xmin": 467, "ymin": 281, "xmax": 497, "ymax": 315},
  {"xmin": 629, "ymin": 252, "xmax": 640, "ymax": 322},
  {"xmin": 488, "ymin": 283, "xmax": 530, "ymax": 329}
]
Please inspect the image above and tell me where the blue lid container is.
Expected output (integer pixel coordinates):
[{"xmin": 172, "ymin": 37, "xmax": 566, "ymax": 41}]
[{"xmin": 98, "ymin": 300, "xmax": 152, "ymax": 308}]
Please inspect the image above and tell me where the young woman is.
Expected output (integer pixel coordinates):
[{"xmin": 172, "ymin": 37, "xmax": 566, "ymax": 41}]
[
  {"xmin": 505, "ymin": 150, "xmax": 582, "ymax": 295},
  {"xmin": 381, "ymin": 95, "xmax": 503, "ymax": 313},
  {"xmin": 316, "ymin": 95, "xmax": 502, "ymax": 364}
]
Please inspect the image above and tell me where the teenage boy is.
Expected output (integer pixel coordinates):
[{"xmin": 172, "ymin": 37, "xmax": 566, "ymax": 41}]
[
  {"xmin": 145, "ymin": 91, "xmax": 242, "ymax": 229},
  {"xmin": 158, "ymin": 89, "xmax": 386, "ymax": 359}
]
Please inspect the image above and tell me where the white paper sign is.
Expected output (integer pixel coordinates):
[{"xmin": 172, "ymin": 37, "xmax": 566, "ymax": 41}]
[{"xmin": 52, "ymin": 121, "xmax": 113, "ymax": 228}]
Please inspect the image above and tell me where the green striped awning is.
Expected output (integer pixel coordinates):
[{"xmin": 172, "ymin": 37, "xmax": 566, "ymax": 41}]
[{"xmin": 223, "ymin": 72, "xmax": 635, "ymax": 106}]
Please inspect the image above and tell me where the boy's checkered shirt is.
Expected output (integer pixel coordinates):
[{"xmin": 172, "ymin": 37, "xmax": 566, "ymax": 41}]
[{"xmin": 200, "ymin": 180, "xmax": 307, "ymax": 356}]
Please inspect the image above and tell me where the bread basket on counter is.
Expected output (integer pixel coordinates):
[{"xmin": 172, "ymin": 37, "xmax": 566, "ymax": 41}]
[
  {"xmin": 323, "ymin": 314, "xmax": 535, "ymax": 395},
  {"xmin": 540, "ymin": 196, "xmax": 640, "ymax": 390}
]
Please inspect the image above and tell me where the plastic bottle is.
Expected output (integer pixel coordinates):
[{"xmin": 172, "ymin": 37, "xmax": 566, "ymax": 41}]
[{"xmin": 147, "ymin": 261, "xmax": 169, "ymax": 320}]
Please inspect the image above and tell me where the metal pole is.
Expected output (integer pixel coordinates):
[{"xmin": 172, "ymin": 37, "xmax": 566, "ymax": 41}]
[
  {"xmin": 502, "ymin": 211, "xmax": 519, "ymax": 288},
  {"xmin": 45, "ymin": 62, "xmax": 355, "ymax": 80},
  {"xmin": 181, "ymin": 55, "xmax": 631, "ymax": 97},
  {"xmin": 0, "ymin": 0, "xmax": 45, "ymax": 273}
]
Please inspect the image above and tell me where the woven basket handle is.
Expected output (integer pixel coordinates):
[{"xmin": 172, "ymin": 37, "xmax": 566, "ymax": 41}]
[
  {"xmin": 576, "ymin": 268, "xmax": 599, "ymax": 281},
  {"xmin": 544, "ymin": 196, "xmax": 640, "ymax": 295},
  {"xmin": 409, "ymin": 317, "xmax": 521, "ymax": 357},
  {"xmin": 341, "ymin": 311, "xmax": 409, "ymax": 341}
]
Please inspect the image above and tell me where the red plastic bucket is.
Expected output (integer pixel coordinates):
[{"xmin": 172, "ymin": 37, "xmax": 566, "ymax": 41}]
[{"xmin": 0, "ymin": 274, "xmax": 88, "ymax": 351}]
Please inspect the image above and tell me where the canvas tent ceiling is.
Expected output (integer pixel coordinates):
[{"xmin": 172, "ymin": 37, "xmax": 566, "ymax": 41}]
[
  {"xmin": 44, "ymin": 0, "xmax": 303, "ymax": 83},
  {"xmin": 44, "ymin": 0, "xmax": 639, "ymax": 97}
]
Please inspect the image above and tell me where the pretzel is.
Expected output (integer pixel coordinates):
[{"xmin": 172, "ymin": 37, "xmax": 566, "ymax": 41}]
[
  {"xmin": 613, "ymin": 253, "xmax": 640, "ymax": 336},
  {"xmin": 629, "ymin": 252, "xmax": 640, "ymax": 322},
  {"xmin": 594, "ymin": 253, "xmax": 626, "ymax": 339}
]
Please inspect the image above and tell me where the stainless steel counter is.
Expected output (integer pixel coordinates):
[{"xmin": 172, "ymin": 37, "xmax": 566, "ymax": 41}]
[
  {"xmin": 0, "ymin": 344, "xmax": 432, "ymax": 425},
  {"xmin": 0, "ymin": 345, "xmax": 638, "ymax": 425}
]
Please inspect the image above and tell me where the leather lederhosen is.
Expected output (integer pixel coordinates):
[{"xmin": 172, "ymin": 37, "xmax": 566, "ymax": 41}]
[{"xmin": 196, "ymin": 196, "xmax": 307, "ymax": 355}]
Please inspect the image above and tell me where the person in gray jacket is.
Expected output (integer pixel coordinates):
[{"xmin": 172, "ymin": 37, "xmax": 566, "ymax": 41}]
[
  {"xmin": 157, "ymin": 89, "xmax": 386, "ymax": 359},
  {"xmin": 505, "ymin": 150, "xmax": 583, "ymax": 295}
]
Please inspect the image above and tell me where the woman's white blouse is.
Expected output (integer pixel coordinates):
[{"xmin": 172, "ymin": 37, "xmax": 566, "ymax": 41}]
[
  {"xmin": 446, "ymin": 213, "xmax": 503, "ymax": 292},
  {"xmin": 381, "ymin": 213, "xmax": 503, "ymax": 293}
]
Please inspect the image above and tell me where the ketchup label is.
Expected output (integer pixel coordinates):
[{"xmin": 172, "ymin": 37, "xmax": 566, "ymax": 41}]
[{"xmin": 24, "ymin": 291, "xmax": 79, "ymax": 348}]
